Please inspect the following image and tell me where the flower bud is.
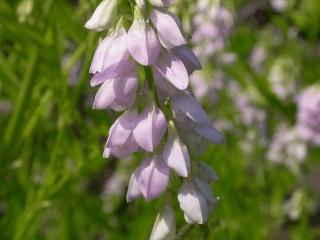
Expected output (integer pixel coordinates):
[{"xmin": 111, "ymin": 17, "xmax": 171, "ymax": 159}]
[
  {"xmin": 150, "ymin": 206, "xmax": 176, "ymax": 240},
  {"xmin": 151, "ymin": 9, "xmax": 186, "ymax": 49},
  {"xmin": 84, "ymin": 0, "xmax": 117, "ymax": 32},
  {"xmin": 178, "ymin": 181, "xmax": 208, "ymax": 224},
  {"xmin": 162, "ymin": 136, "xmax": 190, "ymax": 177}
]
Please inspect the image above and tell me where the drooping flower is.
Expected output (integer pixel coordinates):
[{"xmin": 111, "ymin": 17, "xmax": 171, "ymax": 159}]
[
  {"xmin": 153, "ymin": 52, "xmax": 189, "ymax": 90},
  {"xmin": 150, "ymin": 9, "xmax": 186, "ymax": 49},
  {"xmin": 89, "ymin": 28, "xmax": 129, "ymax": 74},
  {"xmin": 104, "ymin": 109, "xmax": 140, "ymax": 159},
  {"xmin": 172, "ymin": 91, "xmax": 224, "ymax": 144},
  {"xmin": 150, "ymin": 206, "xmax": 176, "ymax": 240},
  {"xmin": 178, "ymin": 180, "xmax": 209, "ymax": 224},
  {"xmin": 93, "ymin": 71, "xmax": 138, "ymax": 111},
  {"xmin": 127, "ymin": 19, "xmax": 161, "ymax": 65},
  {"xmin": 162, "ymin": 135, "xmax": 190, "ymax": 177},
  {"xmin": 135, "ymin": 155, "xmax": 170, "ymax": 200},
  {"xmin": 133, "ymin": 105, "xmax": 168, "ymax": 152},
  {"xmin": 178, "ymin": 163, "xmax": 218, "ymax": 224},
  {"xmin": 84, "ymin": 0, "xmax": 117, "ymax": 32}
]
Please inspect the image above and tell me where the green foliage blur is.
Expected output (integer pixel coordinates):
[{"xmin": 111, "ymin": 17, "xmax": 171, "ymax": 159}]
[{"xmin": 0, "ymin": 0, "xmax": 320, "ymax": 239}]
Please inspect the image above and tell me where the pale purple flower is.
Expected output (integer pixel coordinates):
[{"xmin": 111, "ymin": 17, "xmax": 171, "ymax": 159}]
[
  {"xmin": 104, "ymin": 109, "xmax": 140, "ymax": 158},
  {"xmin": 151, "ymin": 9, "xmax": 186, "ymax": 49},
  {"xmin": 162, "ymin": 136, "xmax": 190, "ymax": 177},
  {"xmin": 127, "ymin": 19, "xmax": 160, "ymax": 65},
  {"xmin": 130, "ymin": 155, "xmax": 170, "ymax": 200},
  {"xmin": 267, "ymin": 124, "xmax": 306, "ymax": 174},
  {"xmin": 153, "ymin": 52, "xmax": 189, "ymax": 90},
  {"xmin": 93, "ymin": 71, "xmax": 138, "ymax": 111},
  {"xmin": 192, "ymin": 4, "xmax": 233, "ymax": 62},
  {"xmin": 249, "ymin": 45, "xmax": 267, "ymax": 73},
  {"xmin": 189, "ymin": 71, "xmax": 209, "ymax": 99},
  {"xmin": 133, "ymin": 105, "xmax": 168, "ymax": 152},
  {"xmin": 297, "ymin": 86, "xmax": 320, "ymax": 145},
  {"xmin": 172, "ymin": 91, "xmax": 224, "ymax": 144},
  {"xmin": 90, "ymin": 59, "xmax": 135, "ymax": 87},
  {"xmin": 90, "ymin": 28, "xmax": 129, "ymax": 74}
]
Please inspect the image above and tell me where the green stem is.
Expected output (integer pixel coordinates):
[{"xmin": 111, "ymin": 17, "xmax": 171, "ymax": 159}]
[
  {"xmin": 144, "ymin": 66, "xmax": 161, "ymax": 108},
  {"xmin": 1, "ymin": 48, "xmax": 38, "ymax": 163}
]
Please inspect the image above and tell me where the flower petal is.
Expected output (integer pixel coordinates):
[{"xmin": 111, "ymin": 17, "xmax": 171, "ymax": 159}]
[
  {"xmin": 90, "ymin": 28, "xmax": 128, "ymax": 74},
  {"xmin": 133, "ymin": 106, "xmax": 167, "ymax": 152},
  {"xmin": 172, "ymin": 45, "xmax": 201, "ymax": 74},
  {"xmin": 194, "ymin": 177, "xmax": 217, "ymax": 205},
  {"xmin": 162, "ymin": 137, "xmax": 190, "ymax": 177},
  {"xmin": 150, "ymin": 206, "xmax": 176, "ymax": 240},
  {"xmin": 113, "ymin": 71, "xmax": 138, "ymax": 107},
  {"xmin": 84, "ymin": 0, "xmax": 117, "ymax": 32},
  {"xmin": 110, "ymin": 135, "xmax": 139, "ymax": 159},
  {"xmin": 153, "ymin": 69, "xmax": 178, "ymax": 97},
  {"xmin": 138, "ymin": 155, "xmax": 170, "ymax": 200},
  {"xmin": 172, "ymin": 91, "xmax": 210, "ymax": 125},
  {"xmin": 197, "ymin": 162, "xmax": 219, "ymax": 182},
  {"xmin": 127, "ymin": 168, "xmax": 143, "ymax": 202},
  {"xmin": 127, "ymin": 20, "xmax": 160, "ymax": 65},
  {"xmin": 178, "ymin": 181, "xmax": 208, "ymax": 224},
  {"xmin": 106, "ymin": 109, "xmax": 139, "ymax": 148},
  {"xmin": 150, "ymin": 9, "xmax": 186, "ymax": 49},
  {"xmin": 194, "ymin": 125, "xmax": 225, "ymax": 144},
  {"xmin": 90, "ymin": 60, "xmax": 135, "ymax": 87},
  {"xmin": 154, "ymin": 52, "xmax": 189, "ymax": 90},
  {"xmin": 92, "ymin": 79, "xmax": 116, "ymax": 109}
]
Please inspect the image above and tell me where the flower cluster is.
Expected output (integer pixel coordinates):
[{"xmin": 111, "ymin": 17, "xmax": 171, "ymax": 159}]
[
  {"xmin": 296, "ymin": 85, "xmax": 320, "ymax": 146},
  {"xmin": 192, "ymin": 0, "xmax": 233, "ymax": 63},
  {"xmin": 267, "ymin": 124, "xmax": 306, "ymax": 174},
  {"xmin": 189, "ymin": 2, "xmax": 233, "ymax": 105},
  {"xmin": 85, "ymin": 0, "xmax": 224, "ymax": 237}
]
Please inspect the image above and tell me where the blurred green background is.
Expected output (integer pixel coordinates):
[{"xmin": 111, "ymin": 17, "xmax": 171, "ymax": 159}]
[{"xmin": 0, "ymin": 0, "xmax": 320, "ymax": 239}]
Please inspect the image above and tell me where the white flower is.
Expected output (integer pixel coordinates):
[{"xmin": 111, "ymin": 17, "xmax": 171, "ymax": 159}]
[
  {"xmin": 150, "ymin": 206, "xmax": 176, "ymax": 240},
  {"xmin": 178, "ymin": 180, "xmax": 208, "ymax": 224},
  {"xmin": 84, "ymin": 0, "xmax": 117, "ymax": 32}
]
